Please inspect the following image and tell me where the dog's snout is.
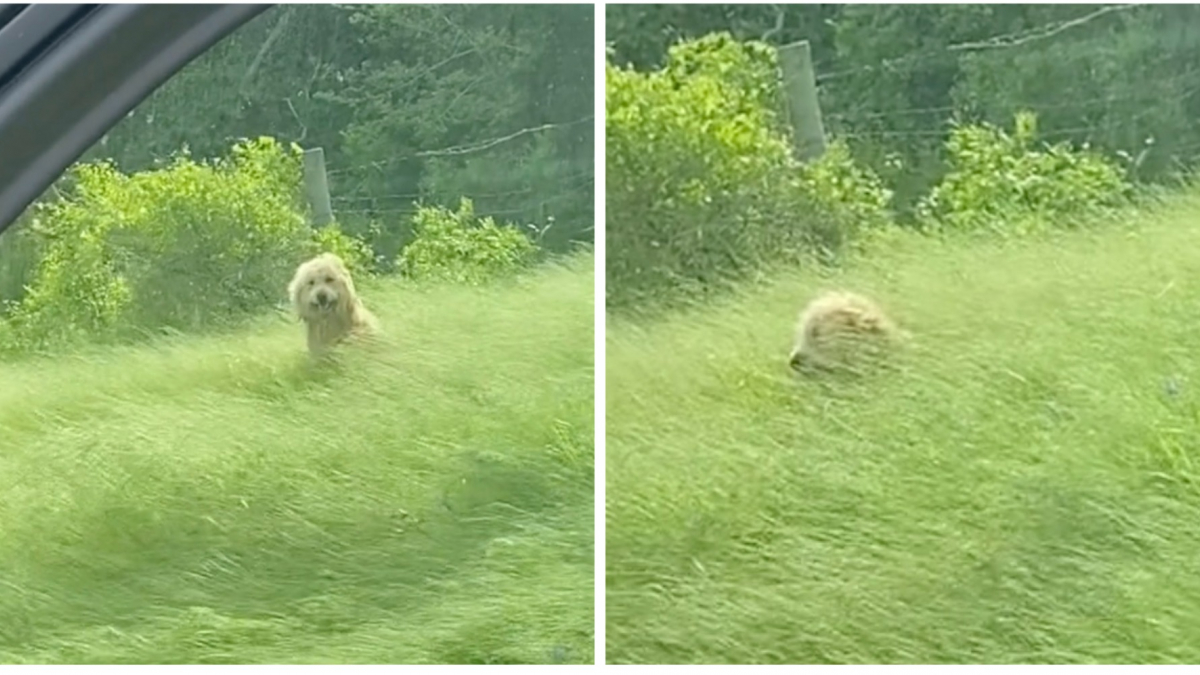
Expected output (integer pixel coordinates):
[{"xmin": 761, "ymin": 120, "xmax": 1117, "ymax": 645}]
[{"xmin": 314, "ymin": 289, "xmax": 332, "ymax": 306}]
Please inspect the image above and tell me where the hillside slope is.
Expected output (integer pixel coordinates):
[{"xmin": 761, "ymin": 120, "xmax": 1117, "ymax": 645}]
[
  {"xmin": 606, "ymin": 194, "xmax": 1200, "ymax": 664},
  {"xmin": 0, "ymin": 254, "xmax": 595, "ymax": 664}
]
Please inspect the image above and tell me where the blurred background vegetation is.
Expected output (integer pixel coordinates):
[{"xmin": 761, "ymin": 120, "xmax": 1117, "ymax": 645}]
[
  {"xmin": 0, "ymin": 4, "xmax": 594, "ymax": 354},
  {"xmin": 606, "ymin": 3, "xmax": 1191, "ymax": 312},
  {"xmin": 608, "ymin": 4, "xmax": 1195, "ymax": 218}
]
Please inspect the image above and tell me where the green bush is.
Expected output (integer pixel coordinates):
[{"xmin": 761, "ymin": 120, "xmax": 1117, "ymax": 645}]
[
  {"xmin": 308, "ymin": 223, "xmax": 377, "ymax": 279},
  {"xmin": 917, "ymin": 111, "xmax": 1132, "ymax": 234},
  {"xmin": 606, "ymin": 33, "xmax": 890, "ymax": 312},
  {"xmin": 952, "ymin": 10, "xmax": 1196, "ymax": 184},
  {"xmin": 396, "ymin": 198, "xmax": 537, "ymax": 284},
  {"xmin": 2, "ymin": 137, "xmax": 370, "ymax": 352},
  {"xmin": 799, "ymin": 138, "xmax": 895, "ymax": 234},
  {"xmin": 0, "ymin": 213, "xmax": 44, "ymax": 311},
  {"xmin": 420, "ymin": 134, "xmax": 593, "ymax": 254}
]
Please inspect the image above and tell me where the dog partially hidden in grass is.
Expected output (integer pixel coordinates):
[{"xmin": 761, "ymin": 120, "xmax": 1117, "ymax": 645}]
[
  {"xmin": 788, "ymin": 290, "xmax": 903, "ymax": 374},
  {"xmin": 288, "ymin": 252, "xmax": 379, "ymax": 356}
]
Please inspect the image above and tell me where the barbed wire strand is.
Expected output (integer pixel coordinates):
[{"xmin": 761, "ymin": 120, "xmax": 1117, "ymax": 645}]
[
  {"xmin": 824, "ymin": 79, "xmax": 1200, "ymax": 124},
  {"xmin": 816, "ymin": 4, "xmax": 1142, "ymax": 83},
  {"xmin": 325, "ymin": 115, "xmax": 594, "ymax": 177},
  {"xmin": 813, "ymin": 8, "xmax": 1200, "ymax": 160},
  {"xmin": 329, "ymin": 170, "xmax": 593, "ymax": 205},
  {"xmin": 334, "ymin": 192, "xmax": 583, "ymax": 218},
  {"xmin": 947, "ymin": 4, "xmax": 1138, "ymax": 52}
]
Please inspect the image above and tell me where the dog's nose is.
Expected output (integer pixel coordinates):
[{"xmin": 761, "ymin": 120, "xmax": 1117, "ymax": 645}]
[{"xmin": 315, "ymin": 290, "xmax": 331, "ymax": 305}]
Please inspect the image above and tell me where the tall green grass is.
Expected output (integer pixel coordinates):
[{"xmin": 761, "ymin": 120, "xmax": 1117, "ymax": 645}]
[
  {"xmin": 0, "ymin": 254, "xmax": 594, "ymax": 664},
  {"xmin": 606, "ymin": 192, "xmax": 1200, "ymax": 664}
]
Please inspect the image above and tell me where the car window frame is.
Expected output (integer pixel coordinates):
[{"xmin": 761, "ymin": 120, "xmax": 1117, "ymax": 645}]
[{"xmin": 0, "ymin": 3, "xmax": 272, "ymax": 233}]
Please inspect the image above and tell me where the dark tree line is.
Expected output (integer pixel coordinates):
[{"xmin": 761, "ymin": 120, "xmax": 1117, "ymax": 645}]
[
  {"xmin": 88, "ymin": 4, "xmax": 594, "ymax": 255},
  {"xmin": 607, "ymin": 4, "xmax": 1200, "ymax": 216}
]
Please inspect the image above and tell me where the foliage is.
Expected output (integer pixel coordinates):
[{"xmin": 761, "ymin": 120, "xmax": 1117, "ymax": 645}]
[
  {"xmin": 799, "ymin": 139, "xmax": 894, "ymax": 232},
  {"xmin": 606, "ymin": 5, "xmax": 1200, "ymax": 217},
  {"xmin": 313, "ymin": 4, "xmax": 593, "ymax": 255},
  {"xmin": 1, "ymin": 137, "xmax": 370, "ymax": 352},
  {"xmin": 821, "ymin": 5, "xmax": 1121, "ymax": 218},
  {"xmin": 606, "ymin": 33, "xmax": 890, "ymax": 312},
  {"xmin": 606, "ymin": 4, "xmax": 841, "ymax": 73},
  {"xmin": 397, "ymin": 198, "xmax": 538, "ymax": 285},
  {"xmin": 660, "ymin": 33, "xmax": 784, "ymax": 118},
  {"xmin": 951, "ymin": 7, "xmax": 1199, "ymax": 183},
  {"xmin": 606, "ymin": 33, "xmax": 803, "ymax": 310},
  {"xmin": 917, "ymin": 112, "xmax": 1132, "ymax": 233},
  {"xmin": 82, "ymin": 5, "xmax": 594, "ymax": 255},
  {"xmin": 307, "ymin": 222, "xmax": 377, "ymax": 279},
  {"xmin": 420, "ymin": 133, "xmax": 592, "ymax": 254},
  {"xmin": 0, "ymin": 214, "xmax": 44, "ymax": 310},
  {"xmin": 0, "ymin": 5, "xmax": 596, "ymax": 353}
]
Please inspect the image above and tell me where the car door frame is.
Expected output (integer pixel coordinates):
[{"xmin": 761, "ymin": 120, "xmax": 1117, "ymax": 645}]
[{"xmin": 0, "ymin": 3, "xmax": 272, "ymax": 233}]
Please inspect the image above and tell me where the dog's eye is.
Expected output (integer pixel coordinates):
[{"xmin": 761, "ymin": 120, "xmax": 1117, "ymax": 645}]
[
  {"xmin": 325, "ymin": 276, "xmax": 334, "ymax": 283},
  {"xmin": 308, "ymin": 279, "xmax": 315, "ymax": 285}
]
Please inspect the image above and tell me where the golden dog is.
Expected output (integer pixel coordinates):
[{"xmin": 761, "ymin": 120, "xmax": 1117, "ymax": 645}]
[
  {"xmin": 287, "ymin": 253, "xmax": 378, "ymax": 356},
  {"xmin": 788, "ymin": 290, "xmax": 901, "ymax": 373}
]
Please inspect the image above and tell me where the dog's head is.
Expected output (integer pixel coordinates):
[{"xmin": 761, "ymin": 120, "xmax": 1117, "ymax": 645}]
[
  {"xmin": 789, "ymin": 292, "xmax": 900, "ymax": 374},
  {"xmin": 788, "ymin": 346, "xmax": 810, "ymax": 371},
  {"xmin": 288, "ymin": 253, "xmax": 356, "ymax": 320}
]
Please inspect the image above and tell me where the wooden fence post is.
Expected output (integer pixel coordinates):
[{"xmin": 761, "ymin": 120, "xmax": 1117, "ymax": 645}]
[
  {"xmin": 778, "ymin": 40, "xmax": 827, "ymax": 161},
  {"xmin": 302, "ymin": 147, "xmax": 334, "ymax": 226}
]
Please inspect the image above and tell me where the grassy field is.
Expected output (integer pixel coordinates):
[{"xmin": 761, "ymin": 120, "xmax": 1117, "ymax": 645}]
[
  {"xmin": 606, "ymin": 190, "xmax": 1200, "ymax": 664},
  {"xmin": 0, "ymin": 253, "xmax": 594, "ymax": 664}
]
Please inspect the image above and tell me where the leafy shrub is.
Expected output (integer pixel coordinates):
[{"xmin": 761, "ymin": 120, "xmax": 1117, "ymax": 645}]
[
  {"xmin": 396, "ymin": 198, "xmax": 537, "ymax": 284},
  {"xmin": 606, "ymin": 33, "xmax": 890, "ymax": 312},
  {"xmin": 6, "ymin": 223, "xmax": 134, "ymax": 349},
  {"xmin": 0, "ymin": 213, "xmax": 44, "ymax": 311},
  {"xmin": 799, "ymin": 139, "xmax": 894, "ymax": 234},
  {"xmin": 917, "ymin": 111, "xmax": 1132, "ymax": 234},
  {"xmin": 421, "ymin": 133, "xmax": 593, "ymax": 253},
  {"xmin": 308, "ymin": 223, "xmax": 377, "ymax": 279},
  {"xmin": 2, "ymin": 137, "xmax": 369, "ymax": 352},
  {"xmin": 952, "ymin": 10, "xmax": 1194, "ymax": 184}
]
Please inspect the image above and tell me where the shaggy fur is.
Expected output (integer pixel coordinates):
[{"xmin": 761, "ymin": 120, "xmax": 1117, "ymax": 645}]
[
  {"xmin": 788, "ymin": 290, "xmax": 901, "ymax": 373},
  {"xmin": 287, "ymin": 253, "xmax": 378, "ymax": 356}
]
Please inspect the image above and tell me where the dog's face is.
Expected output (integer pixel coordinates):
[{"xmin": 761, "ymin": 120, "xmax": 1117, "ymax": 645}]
[
  {"xmin": 289, "ymin": 254, "xmax": 355, "ymax": 320},
  {"xmin": 788, "ymin": 347, "xmax": 811, "ymax": 371}
]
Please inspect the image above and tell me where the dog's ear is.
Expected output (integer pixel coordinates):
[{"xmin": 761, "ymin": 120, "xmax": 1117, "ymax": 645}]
[
  {"xmin": 287, "ymin": 265, "xmax": 307, "ymax": 308},
  {"xmin": 337, "ymin": 282, "xmax": 361, "ymax": 318},
  {"xmin": 334, "ymin": 259, "xmax": 356, "ymax": 296},
  {"xmin": 286, "ymin": 275, "xmax": 300, "ymax": 306}
]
